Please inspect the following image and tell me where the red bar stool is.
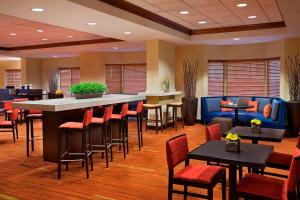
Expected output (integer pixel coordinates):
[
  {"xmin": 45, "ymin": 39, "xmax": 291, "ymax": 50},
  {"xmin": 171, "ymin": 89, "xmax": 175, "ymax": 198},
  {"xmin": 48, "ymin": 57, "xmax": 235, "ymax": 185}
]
[
  {"xmin": 91, "ymin": 105, "xmax": 113, "ymax": 167},
  {"xmin": 0, "ymin": 109, "xmax": 19, "ymax": 142},
  {"xmin": 26, "ymin": 109, "xmax": 43, "ymax": 157},
  {"xmin": 127, "ymin": 101, "xmax": 143, "ymax": 150},
  {"xmin": 111, "ymin": 103, "xmax": 128, "ymax": 158},
  {"xmin": 57, "ymin": 108, "xmax": 94, "ymax": 179}
]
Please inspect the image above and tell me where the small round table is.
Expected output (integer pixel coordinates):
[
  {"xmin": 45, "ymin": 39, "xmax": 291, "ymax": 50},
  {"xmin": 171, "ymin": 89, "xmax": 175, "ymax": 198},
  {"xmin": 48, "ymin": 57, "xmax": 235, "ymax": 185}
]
[{"xmin": 220, "ymin": 104, "xmax": 253, "ymax": 126}]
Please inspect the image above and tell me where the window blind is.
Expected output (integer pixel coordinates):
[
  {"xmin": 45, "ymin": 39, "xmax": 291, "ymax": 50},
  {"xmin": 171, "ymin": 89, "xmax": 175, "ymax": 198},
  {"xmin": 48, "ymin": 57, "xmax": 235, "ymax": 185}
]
[
  {"xmin": 227, "ymin": 60, "xmax": 265, "ymax": 96},
  {"xmin": 5, "ymin": 70, "xmax": 21, "ymax": 88},
  {"xmin": 123, "ymin": 64, "xmax": 146, "ymax": 94},
  {"xmin": 105, "ymin": 65, "xmax": 122, "ymax": 94},
  {"xmin": 208, "ymin": 61, "xmax": 224, "ymax": 96},
  {"xmin": 59, "ymin": 68, "xmax": 80, "ymax": 97},
  {"xmin": 267, "ymin": 59, "xmax": 280, "ymax": 97}
]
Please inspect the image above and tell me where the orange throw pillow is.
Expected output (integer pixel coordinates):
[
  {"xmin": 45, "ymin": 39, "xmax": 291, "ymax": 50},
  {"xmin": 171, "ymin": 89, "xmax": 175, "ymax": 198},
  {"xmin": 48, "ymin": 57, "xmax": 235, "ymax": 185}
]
[
  {"xmin": 246, "ymin": 100, "xmax": 258, "ymax": 112},
  {"xmin": 263, "ymin": 104, "xmax": 272, "ymax": 118},
  {"xmin": 220, "ymin": 100, "xmax": 233, "ymax": 112}
]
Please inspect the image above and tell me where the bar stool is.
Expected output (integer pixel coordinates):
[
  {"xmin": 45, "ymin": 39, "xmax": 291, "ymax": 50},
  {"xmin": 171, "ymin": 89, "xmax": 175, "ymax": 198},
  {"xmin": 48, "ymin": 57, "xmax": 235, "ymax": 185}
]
[
  {"xmin": 26, "ymin": 110, "xmax": 43, "ymax": 157},
  {"xmin": 111, "ymin": 103, "xmax": 128, "ymax": 159},
  {"xmin": 142, "ymin": 104, "xmax": 163, "ymax": 134},
  {"xmin": 13, "ymin": 98, "xmax": 29, "ymax": 124},
  {"xmin": 127, "ymin": 101, "xmax": 143, "ymax": 150},
  {"xmin": 166, "ymin": 102, "xmax": 184, "ymax": 131},
  {"xmin": 57, "ymin": 108, "xmax": 93, "ymax": 179},
  {"xmin": 91, "ymin": 105, "xmax": 113, "ymax": 167}
]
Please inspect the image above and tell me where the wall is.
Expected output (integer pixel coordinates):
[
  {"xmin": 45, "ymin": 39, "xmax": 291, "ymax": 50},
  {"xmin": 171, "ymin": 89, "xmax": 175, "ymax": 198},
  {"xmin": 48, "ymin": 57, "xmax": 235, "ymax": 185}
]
[
  {"xmin": 21, "ymin": 58, "xmax": 42, "ymax": 89},
  {"xmin": 0, "ymin": 60, "xmax": 21, "ymax": 88}
]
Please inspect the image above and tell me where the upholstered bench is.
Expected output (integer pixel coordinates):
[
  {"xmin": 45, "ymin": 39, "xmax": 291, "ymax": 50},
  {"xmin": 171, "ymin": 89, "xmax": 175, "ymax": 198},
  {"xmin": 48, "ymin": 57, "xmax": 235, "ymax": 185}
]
[{"xmin": 211, "ymin": 117, "xmax": 232, "ymax": 134}]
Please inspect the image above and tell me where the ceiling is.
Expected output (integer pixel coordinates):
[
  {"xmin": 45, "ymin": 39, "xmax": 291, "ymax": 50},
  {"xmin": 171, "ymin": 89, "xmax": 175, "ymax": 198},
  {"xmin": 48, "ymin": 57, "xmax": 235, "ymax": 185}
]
[
  {"xmin": 0, "ymin": 0, "xmax": 298, "ymax": 59},
  {"xmin": 125, "ymin": 0, "xmax": 283, "ymax": 30}
]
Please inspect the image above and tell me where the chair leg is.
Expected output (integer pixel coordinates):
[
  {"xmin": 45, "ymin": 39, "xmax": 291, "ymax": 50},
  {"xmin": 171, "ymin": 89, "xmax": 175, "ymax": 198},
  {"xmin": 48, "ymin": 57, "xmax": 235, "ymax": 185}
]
[
  {"xmin": 183, "ymin": 185, "xmax": 188, "ymax": 200},
  {"xmin": 26, "ymin": 118, "xmax": 30, "ymax": 156},
  {"xmin": 174, "ymin": 107, "xmax": 178, "ymax": 131},
  {"xmin": 159, "ymin": 107, "xmax": 163, "ymax": 132},
  {"xmin": 208, "ymin": 188, "xmax": 213, "ymax": 200},
  {"xmin": 109, "ymin": 122, "xmax": 113, "ymax": 162},
  {"xmin": 83, "ymin": 130, "xmax": 89, "ymax": 179},
  {"xmin": 118, "ymin": 121, "xmax": 122, "ymax": 151},
  {"xmin": 140, "ymin": 113, "xmax": 143, "ymax": 147},
  {"xmin": 145, "ymin": 109, "xmax": 148, "ymax": 131},
  {"xmin": 239, "ymin": 165, "xmax": 243, "ymax": 181},
  {"xmin": 166, "ymin": 105, "xmax": 169, "ymax": 129},
  {"xmin": 15, "ymin": 122, "xmax": 19, "ymax": 139},
  {"xmin": 181, "ymin": 105, "xmax": 184, "ymax": 128},
  {"xmin": 168, "ymin": 180, "xmax": 173, "ymax": 200},
  {"xmin": 66, "ymin": 130, "xmax": 69, "ymax": 171},
  {"xmin": 122, "ymin": 120, "xmax": 126, "ymax": 159},
  {"xmin": 89, "ymin": 128, "xmax": 93, "ymax": 171},
  {"xmin": 57, "ymin": 130, "xmax": 62, "ymax": 179},
  {"xmin": 126, "ymin": 117, "xmax": 129, "ymax": 154},
  {"xmin": 155, "ymin": 108, "xmax": 158, "ymax": 134},
  {"xmin": 30, "ymin": 119, "xmax": 34, "ymax": 151},
  {"xmin": 12, "ymin": 123, "xmax": 16, "ymax": 143},
  {"xmin": 104, "ymin": 125, "xmax": 109, "ymax": 168},
  {"xmin": 222, "ymin": 171, "xmax": 226, "ymax": 200},
  {"xmin": 137, "ymin": 115, "xmax": 141, "ymax": 151}
]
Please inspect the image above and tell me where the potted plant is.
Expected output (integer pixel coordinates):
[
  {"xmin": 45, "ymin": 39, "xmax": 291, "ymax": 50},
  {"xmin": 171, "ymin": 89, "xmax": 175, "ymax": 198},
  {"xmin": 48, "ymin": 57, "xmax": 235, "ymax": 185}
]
[
  {"xmin": 250, "ymin": 119, "xmax": 262, "ymax": 133},
  {"xmin": 182, "ymin": 57, "xmax": 199, "ymax": 125},
  {"xmin": 70, "ymin": 82, "xmax": 107, "ymax": 99},
  {"xmin": 286, "ymin": 53, "xmax": 300, "ymax": 137},
  {"xmin": 47, "ymin": 69, "xmax": 63, "ymax": 99},
  {"xmin": 162, "ymin": 75, "xmax": 170, "ymax": 93},
  {"xmin": 225, "ymin": 133, "xmax": 240, "ymax": 152}
]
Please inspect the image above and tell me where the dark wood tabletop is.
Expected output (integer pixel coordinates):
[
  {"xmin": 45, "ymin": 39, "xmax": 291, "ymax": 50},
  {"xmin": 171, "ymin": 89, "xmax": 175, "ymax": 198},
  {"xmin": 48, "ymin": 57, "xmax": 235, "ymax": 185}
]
[
  {"xmin": 223, "ymin": 126, "xmax": 285, "ymax": 143},
  {"xmin": 188, "ymin": 140, "xmax": 273, "ymax": 168},
  {"xmin": 220, "ymin": 104, "xmax": 253, "ymax": 109}
]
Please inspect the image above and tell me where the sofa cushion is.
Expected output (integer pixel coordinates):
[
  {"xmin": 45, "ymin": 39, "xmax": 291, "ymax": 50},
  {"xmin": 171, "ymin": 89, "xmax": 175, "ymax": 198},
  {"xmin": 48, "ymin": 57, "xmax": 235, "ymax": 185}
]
[
  {"xmin": 226, "ymin": 97, "xmax": 239, "ymax": 104},
  {"xmin": 220, "ymin": 100, "xmax": 233, "ymax": 112},
  {"xmin": 254, "ymin": 97, "xmax": 271, "ymax": 112},
  {"xmin": 263, "ymin": 104, "xmax": 272, "ymax": 118},
  {"xmin": 246, "ymin": 100, "xmax": 258, "ymax": 112},
  {"xmin": 205, "ymin": 97, "xmax": 222, "ymax": 112},
  {"xmin": 271, "ymin": 100, "xmax": 280, "ymax": 121}
]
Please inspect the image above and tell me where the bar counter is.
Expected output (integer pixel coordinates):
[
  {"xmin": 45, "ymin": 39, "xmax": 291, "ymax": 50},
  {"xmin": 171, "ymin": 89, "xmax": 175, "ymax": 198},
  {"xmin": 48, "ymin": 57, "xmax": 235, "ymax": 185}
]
[{"xmin": 13, "ymin": 94, "xmax": 145, "ymax": 162}]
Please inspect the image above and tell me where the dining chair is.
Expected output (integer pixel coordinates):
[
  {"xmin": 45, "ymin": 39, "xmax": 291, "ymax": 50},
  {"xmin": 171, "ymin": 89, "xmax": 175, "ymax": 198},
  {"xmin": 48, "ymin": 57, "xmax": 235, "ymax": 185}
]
[
  {"xmin": 166, "ymin": 134, "xmax": 226, "ymax": 200},
  {"xmin": 236, "ymin": 146, "xmax": 300, "ymax": 200},
  {"xmin": 205, "ymin": 123, "xmax": 243, "ymax": 180},
  {"xmin": 0, "ymin": 109, "xmax": 19, "ymax": 142}
]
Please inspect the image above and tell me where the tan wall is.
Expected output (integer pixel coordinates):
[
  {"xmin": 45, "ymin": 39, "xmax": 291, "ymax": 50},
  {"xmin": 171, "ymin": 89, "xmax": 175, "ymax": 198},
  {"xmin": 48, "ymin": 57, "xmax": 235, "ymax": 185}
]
[
  {"xmin": 0, "ymin": 60, "xmax": 21, "ymax": 88},
  {"xmin": 21, "ymin": 58, "xmax": 42, "ymax": 89}
]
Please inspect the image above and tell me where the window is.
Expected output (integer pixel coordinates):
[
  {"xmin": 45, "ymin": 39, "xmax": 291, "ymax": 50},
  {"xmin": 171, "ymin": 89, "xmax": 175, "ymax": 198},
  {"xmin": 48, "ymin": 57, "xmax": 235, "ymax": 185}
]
[
  {"xmin": 59, "ymin": 68, "xmax": 80, "ymax": 97},
  {"xmin": 5, "ymin": 70, "xmax": 21, "ymax": 88},
  {"xmin": 208, "ymin": 58, "xmax": 280, "ymax": 97},
  {"xmin": 105, "ymin": 64, "xmax": 146, "ymax": 94}
]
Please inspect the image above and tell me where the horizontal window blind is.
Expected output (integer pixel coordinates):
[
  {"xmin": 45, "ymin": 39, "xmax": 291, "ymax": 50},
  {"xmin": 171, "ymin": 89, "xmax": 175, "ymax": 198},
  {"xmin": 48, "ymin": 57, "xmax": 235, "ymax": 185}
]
[
  {"xmin": 59, "ymin": 68, "xmax": 80, "ymax": 97},
  {"xmin": 5, "ymin": 70, "xmax": 21, "ymax": 88},
  {"xmin": 208, "ymin": 61, "xmax": 224, "ymax": 96},
  {"xmin": 267, "ymin": 59, "xmax": 280, "ymax": 97},
  {"xmin": 227, "ymin": 60, "xmax": 265, "ymax": 96},
  {"xmin": 208, "ymin": 58, "xmax": 280, "ymax": 97},
  {"xmin": 123, "ymin": 65, "xmax": 146, "ymax": 94},
  {"xmin": 105, "ymin": 65, "xmax": 122, "ymax": 94}
]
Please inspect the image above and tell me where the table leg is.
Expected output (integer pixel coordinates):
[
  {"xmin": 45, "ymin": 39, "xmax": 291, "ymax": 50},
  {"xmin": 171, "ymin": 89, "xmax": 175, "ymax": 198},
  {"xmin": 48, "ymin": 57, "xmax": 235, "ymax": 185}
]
[
  {"xmin": 234, "ymin": 109, "xmax": 238, "ymax": 126},
  {"xmin": 229, "ymin": 164, "xmax": 237, "ymax": 200},
  {"xmin": 252, "ymin": 139, "xmax": 258, "ymax": 144}
]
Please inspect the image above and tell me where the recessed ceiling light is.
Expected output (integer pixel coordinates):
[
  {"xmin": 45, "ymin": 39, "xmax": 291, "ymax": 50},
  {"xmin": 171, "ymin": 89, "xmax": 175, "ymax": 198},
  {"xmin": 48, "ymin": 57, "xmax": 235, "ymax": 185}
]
[
  {"xmin": 237, "ymin": 3, "xmax": 247, "ymax": 7},
  {"xmin": 9, "ymin": 33, "xmax": 17, "ymax": 36},
  {"xmin": 180, "ymin": 11, "xmax": 189, "ymax": 15},
  {"xmin": 233, "ymin": 38, "xmax": 240, "ymax": 41},
  {"xmin": 42, "ymin": 38, "xmax": 48, "ymax": 41},
  {"xmin": 36, "ymin": 29, "xmax": 44, "ymax": 33},
  {"xmin": 87, "ymin": 22, "xmax": 96, "ymax": 26},
  {"xmin": 123, "ymin": 31, "xmax": 132, "ymax": 35},
  {"xmin": 248, "ymin": 15, "xmax": 257, "ymax": 19},
  {"xmin": 198, "ymin": 21, "xmax": 207, "ymax": 24},
  {"xmin": 112, "ymin": 47, "xmax": 119, "ymax": 50},
  {"xmin": 67, "ymin": 35, "xmax": 74, "ymax": 38},
  {"xmin": 31, "ymin": 7, "xmax": 44, "ymax": 12}
]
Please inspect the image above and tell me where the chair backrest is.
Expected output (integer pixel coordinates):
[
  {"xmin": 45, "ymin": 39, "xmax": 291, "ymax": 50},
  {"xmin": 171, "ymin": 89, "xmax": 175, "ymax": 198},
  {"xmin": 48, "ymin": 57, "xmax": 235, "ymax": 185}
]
[
  {"xmin": 103, "ymin": 105, "xmax": 113, "ymax": 122},
  {"xmin": 11, "ymin": 109, "xmax": 19, "ymax": 121},
  {"xmin": 121, "ymin": 103, "xmax": 129, "ymax": 117},
  {"xmin": 205, "ymin": 123, "xmax": 221, "ymax": 142},
  {"xmin": 136, "ymin": 101, "xmax": 143, "ymax": 113},
  {"xmin": 83, "ymin": 108, "xmax": 93, "ymax": 127},
  {"xmin": 4, "ymin": 101, "xmax": 12, "ymax": 110},
  {"xmin": 287, "ymin": 146, "xmax": 300, "ymax": 192},
  {"xmin": 166, "ymin": 134, "xmax": 189, "ymax": 169}
]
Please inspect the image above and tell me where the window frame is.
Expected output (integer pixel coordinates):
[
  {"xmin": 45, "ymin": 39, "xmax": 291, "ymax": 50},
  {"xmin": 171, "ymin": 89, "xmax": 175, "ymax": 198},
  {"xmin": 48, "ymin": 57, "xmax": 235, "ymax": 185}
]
[
  {"xmin": 58, "ymin": 67, "xmax": 80, "ymax": 97},
  {"xmin": 5, "ymin": 69, "xmax": 21, "ymax": 89}
]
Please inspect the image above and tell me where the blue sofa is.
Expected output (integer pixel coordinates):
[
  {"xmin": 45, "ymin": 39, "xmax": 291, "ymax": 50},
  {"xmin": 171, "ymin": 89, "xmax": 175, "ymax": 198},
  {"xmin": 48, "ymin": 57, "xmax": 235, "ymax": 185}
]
[{"xmin": 201, "ymin": 96, "xmax": 286, "ymax": 129}]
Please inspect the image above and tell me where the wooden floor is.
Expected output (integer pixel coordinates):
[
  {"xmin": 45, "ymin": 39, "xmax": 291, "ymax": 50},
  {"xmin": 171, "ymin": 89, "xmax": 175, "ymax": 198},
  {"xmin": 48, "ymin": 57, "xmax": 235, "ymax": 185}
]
[{"xmin": 0, "ymin": 117, "xmax": 297, "ymax": 200}]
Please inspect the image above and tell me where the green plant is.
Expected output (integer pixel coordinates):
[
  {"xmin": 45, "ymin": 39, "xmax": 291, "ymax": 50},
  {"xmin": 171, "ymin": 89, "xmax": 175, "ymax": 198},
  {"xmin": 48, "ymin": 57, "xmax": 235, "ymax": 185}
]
[{"xmin": 70, "ymin": 82, "xmax": 107, "ymax": 94}]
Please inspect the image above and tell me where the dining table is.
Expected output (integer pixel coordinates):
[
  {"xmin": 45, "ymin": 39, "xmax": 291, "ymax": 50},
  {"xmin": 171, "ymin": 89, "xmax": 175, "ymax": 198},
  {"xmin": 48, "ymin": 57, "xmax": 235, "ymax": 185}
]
[
  {"xmin": 220, "ymin": 104, "xmax": 253, "ymax": 126},
  {"xmin": 188, "ymin": 140, "xmax": 273, "ymax": 200},
  {"xmin": 223, "ymin": 126, "xmax": 285, "ymax": 144}
]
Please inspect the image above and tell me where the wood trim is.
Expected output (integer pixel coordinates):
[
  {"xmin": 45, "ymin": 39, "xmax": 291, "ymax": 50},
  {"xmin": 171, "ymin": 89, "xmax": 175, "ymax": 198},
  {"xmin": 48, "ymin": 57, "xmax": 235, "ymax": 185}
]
[
  {"xmin": 59, "ymin": 67, "xmax": 80, "ymax": 70},
  {"xmin": 98, "ymin": 0, "xmax": 191, "ymax": 35},
  {"xmin": 0, "ymin": 47, "xmax": 9, "ymax": 51},
  {"xmin": 5, "ymin": 69, "xmax": 21, "ymax": 72},
  {"xmin": 2, "ymin": 38, "xmax": 122, "ymax": 51},
  {"xmin": 191, "ymin": 22, "xmax": 285, "ymax": 35},
  {"xmin": 208, "ymin": 57, "xmax": 280, "ymax": 62},
  {"xmin": 105, "ymin": 63, "xmax": 146, "ymax": 66}
]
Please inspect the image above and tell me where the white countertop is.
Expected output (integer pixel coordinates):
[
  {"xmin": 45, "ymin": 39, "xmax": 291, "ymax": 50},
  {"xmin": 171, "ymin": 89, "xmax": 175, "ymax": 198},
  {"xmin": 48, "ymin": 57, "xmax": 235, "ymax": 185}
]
[
  {"xmin": 138, "ymin": 91, "xmax": 183, "ymax": 97},
  {"xmin": 12, "ymin": 94, "xmax": 145, "ymax": 112}
]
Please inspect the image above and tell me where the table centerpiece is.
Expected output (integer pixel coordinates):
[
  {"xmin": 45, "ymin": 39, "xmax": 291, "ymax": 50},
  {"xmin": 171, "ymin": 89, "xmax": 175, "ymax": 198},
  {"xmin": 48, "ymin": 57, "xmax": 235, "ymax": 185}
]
[
  {"xmin": 70, "ymin": 82, "xmax": 107, "ymax": 99},
  {"xmin": 225, "ymin": 133, "xmax": 240, "ymax": 152},
  {"xmin": 251, "ymin": 119, "xmax": 262, "ymax": 133}
]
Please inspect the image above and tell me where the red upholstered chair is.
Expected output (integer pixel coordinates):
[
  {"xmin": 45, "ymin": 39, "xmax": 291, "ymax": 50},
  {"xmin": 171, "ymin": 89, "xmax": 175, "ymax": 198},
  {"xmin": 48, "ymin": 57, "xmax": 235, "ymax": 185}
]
[
  {"xmin": 236, "ymin": 146, "xmax": 300, "ymax": 200},
  {"xmin": 0, "ymin": 109, "xmax": 19, "ymax": 142},
  {"xmin": 91, "ymin": 105, "xmax": 113, "ymax": 167},
  {"xmin": 166, "ymin": 134, "xmax": 226, "ymax": 200},
  {"xmin": 127, "ymin": 101, "xmax": 143, "ymax": 150},
  {"xmin": 111, "ymin": 103, "xmax": 129, "ymax": 158},
  {"xmin": 26, "ymin": 109, "xmax": 43, "ymax": 157},
  {"xmin": 264, "ymin": 134, "xmax": 300, "ymax": 178},
  {"xmin": 13, "ymin": 98, "xmax": 29, "ymax": 124},
  {"xmin": 57, "ymin": 108, "xmax": 94, "ymax": 179},
  {"xmin": 4, "ymin": 101, "xmax": 13, "ymax": 121}
]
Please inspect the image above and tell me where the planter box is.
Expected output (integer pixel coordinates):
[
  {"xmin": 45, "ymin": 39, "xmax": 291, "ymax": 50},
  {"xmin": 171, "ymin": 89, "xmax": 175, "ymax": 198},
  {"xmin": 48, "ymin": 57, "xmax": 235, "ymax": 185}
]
[
  {"xmin": 251, "ymin": 124, "xmax": 262, "ymax": 133},
  {"xmin": 287, "ymin": 101, "xmax": 300, "ymax": 137},
  {"xmin": 74, "ymin": 92, "xmax": 103, "ymax": 99},
  {"xmin": 225, "ymin": 139, "xmax": 240, "ymax": 153}
]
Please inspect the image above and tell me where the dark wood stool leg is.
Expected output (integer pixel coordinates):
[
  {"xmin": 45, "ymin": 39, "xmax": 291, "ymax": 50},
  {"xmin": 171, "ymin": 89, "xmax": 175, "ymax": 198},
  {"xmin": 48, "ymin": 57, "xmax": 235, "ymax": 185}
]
[
  {"xmin": 184, "ymin": 185, "xmax": 187, "ymax": 200},
  {"xmin": 118, "ymin": 120, "xmax": 122, "ymax": 151},
  {"xmin": 65, "ymin": 130, "xmax": 69, "ymax": 171},
  {"xmin": 83, "ymin": 129, "xmax": 89, "ymax": 179},
  {"xmin": 109, "ymin": 122, "xmax": 113, "ymax": 162},
  {"xmin": 140, "ymin": 113, "xmax": 143, "ymax": 147},
  {"xmin": 26, "ymin": 118, "xmax": 30, "ymax": 156},
  {"xmin": 122, "ymin": 119, "xmax": 126, "ymax": 159},
  {"xmin": 89, "ymin": 127, "xmax": 93, "ymax": 171},
  {"xmin": 104, "ymin": 124, "xmax": 109, "ymax": 167},
  {"xmin": 145, "ymin": 109, "xmax": 148, "ymax": 131},
  {"xmin": 159, "ymin": 107, "xmax": 163, "ymax": 132},
  {"xmin": 126, "ymin": 117, "xmax": 129, "ymax": 154},
  {"xmin": 15, "ymin": 122, "xmax": 19, "ymax": 139},
  {"xmin": 174, "ymin": 106, "xmax": 178, "ymax": 131},
  {"xmin": 12, "ymin": 121, "xmax": 16, "ymax": 143},
  {"xmin": 30, "ymin": 119, "xmax": 34, "ymax": 151},
  {"xmin": 155, "ymin": 108, "xmax": 158, "ymax": 134},
  {"xmin": 208, "ymin": 188, "xmax": 213, "ymax": 200},
  {"xmin": 181, "ymin": 105, "xmax": 184, "ymax": 128},
  {"xmin": 57, "ymin": 130, "xmax": 62, "ymax": 179},
  {"xmin": 137, "ymin": 114, "xmax": 141, "ymax": 151},
  {"xmin": 222, "ymin": 172, "xmax": 226, "ymax": 200},
  {"xmin": 166, "ymin": 105, "xmax": 169, "ymax": 128},
  {"xmin": 172, "ymin": 106, "xmax": 175, "ymax": 128}
]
